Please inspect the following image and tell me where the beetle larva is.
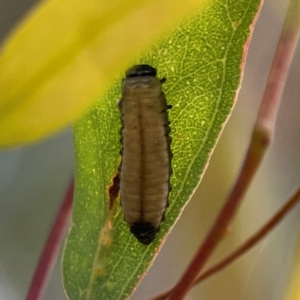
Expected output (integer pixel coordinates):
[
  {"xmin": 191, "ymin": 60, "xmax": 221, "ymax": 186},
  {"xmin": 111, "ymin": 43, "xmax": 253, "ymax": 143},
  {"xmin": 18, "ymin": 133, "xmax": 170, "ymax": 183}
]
[{"xmin": 118, "ymin": 64, "xmax": 172, "ymax": 245}]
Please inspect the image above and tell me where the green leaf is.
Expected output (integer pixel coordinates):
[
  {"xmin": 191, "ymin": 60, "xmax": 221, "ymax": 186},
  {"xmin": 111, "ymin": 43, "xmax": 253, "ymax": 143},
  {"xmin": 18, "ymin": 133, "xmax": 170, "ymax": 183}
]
[{"xmin": 63, "ymin": 0, "xmax": 262, "ymax": 299}]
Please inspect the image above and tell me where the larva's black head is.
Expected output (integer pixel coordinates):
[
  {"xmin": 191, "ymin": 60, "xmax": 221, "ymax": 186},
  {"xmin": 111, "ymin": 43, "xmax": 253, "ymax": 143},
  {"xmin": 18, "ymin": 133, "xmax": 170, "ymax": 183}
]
[
  {"xmin": 130, "ymin": 222, "xmax": 160, "ymax": 245},
  {"xmin": 125, "ymin": 64, "xmax": 157, "ymax": 78}
]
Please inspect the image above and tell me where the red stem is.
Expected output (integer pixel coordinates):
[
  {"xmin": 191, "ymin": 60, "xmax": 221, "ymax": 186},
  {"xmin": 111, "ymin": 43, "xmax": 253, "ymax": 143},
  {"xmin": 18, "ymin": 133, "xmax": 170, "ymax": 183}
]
[
  {"xmin": 152, "ymin": 186, "xmax": 300, "ymax": 300},
  {"xmin": 194, "ymin": 186, "xmax": 300, "ymax": 283},
  {"xmin": 168, "ymin": 130, "xmax": 265, "ymax": 300},
  {"xmin": 168, "ymin": 0, "xmax": 300, "ymax": 299},
  {"xmin": 257, "ymin": 0, "xmax": 300, "ymax": 133},
  {"xmin": 25, "ymin": 179, "xmax": 74, "ymax": 300}
]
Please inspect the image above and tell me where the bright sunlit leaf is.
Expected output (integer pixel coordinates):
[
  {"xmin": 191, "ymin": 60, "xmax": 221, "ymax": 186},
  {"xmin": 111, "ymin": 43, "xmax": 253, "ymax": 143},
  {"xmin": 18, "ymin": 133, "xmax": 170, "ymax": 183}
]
[
  {"xmin": 0, "ymin": 0, "xmax": 207, "ymax": 148},
  {"xmin": 62, "ymin": 0, "xmax": 262, "ymax": 299},
  {"xmin": 283, "ymin": 234, "xmax": 300, "ymax": 300}
]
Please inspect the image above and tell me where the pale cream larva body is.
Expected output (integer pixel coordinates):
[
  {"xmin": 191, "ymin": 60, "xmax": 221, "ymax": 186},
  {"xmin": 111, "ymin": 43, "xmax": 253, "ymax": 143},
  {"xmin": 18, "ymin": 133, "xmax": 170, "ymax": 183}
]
[{"xmin": 118, "ymin": 65, "xmax": 172, "ymax": 245}]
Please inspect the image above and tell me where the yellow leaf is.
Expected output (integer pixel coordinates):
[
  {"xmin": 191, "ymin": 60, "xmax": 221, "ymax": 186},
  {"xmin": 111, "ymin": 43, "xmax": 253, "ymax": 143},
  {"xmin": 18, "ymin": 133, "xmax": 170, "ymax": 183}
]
[
  {"xmin": 0, "ymin": 0, "xmax": 208, "ymax": 148},
  {"xmin": 283, "ymin": 235, "xmax": 300, "ymax": 300}
]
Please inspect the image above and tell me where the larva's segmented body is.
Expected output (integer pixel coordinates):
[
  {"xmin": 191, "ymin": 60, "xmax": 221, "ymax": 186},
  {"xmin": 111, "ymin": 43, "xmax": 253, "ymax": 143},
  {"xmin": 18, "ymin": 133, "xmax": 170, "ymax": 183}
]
[{"xmin": 118, "ymin": 64, "xmax": 172, "ymax": 245}]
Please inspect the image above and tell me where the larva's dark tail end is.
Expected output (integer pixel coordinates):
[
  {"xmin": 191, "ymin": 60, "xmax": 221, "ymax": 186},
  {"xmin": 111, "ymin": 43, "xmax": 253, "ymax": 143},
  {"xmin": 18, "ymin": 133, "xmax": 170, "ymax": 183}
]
[{"xmin": 130, "ymin": 222, "xmax": 160, "ymax": 245}]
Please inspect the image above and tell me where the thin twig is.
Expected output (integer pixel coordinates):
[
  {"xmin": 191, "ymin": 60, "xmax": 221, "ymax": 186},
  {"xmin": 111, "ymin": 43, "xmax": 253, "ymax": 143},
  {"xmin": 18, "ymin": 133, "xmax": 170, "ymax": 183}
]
[
  {"xmin": 151, "ymin": 186, "xmax": 300, "ymax": 300},
  {"xmin": 167, "ymin": 0, "xmax": 300, "ymax": 299},
  {"xmin": 25, "ymin": 179, "xmax": 74, "ymax": 300}
]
